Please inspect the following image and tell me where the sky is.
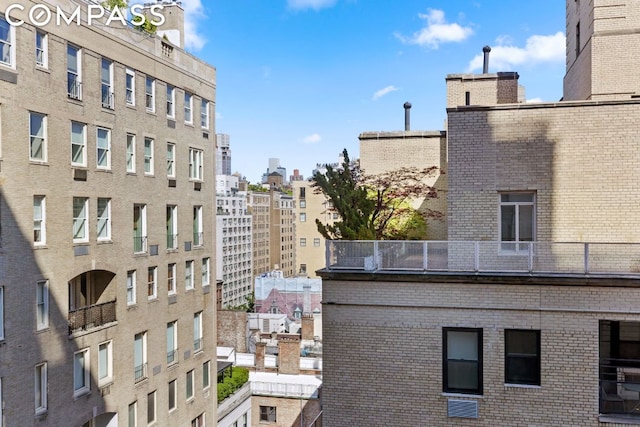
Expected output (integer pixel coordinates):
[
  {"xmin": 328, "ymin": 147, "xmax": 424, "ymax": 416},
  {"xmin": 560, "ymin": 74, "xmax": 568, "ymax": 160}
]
[{"xmin": 176, "ymin": 0, "xmax": 566, "ymax": 183}]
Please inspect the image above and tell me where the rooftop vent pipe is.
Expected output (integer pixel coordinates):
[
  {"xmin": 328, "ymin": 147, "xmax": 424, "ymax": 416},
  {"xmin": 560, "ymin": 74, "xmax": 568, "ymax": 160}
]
[
  {"xmin": 404, "ymin": 102, "xmax": 411, "ymax": 131},
  {"xmin": 482, "ymin": 45, "xmax": 491, "ymax": 74}
]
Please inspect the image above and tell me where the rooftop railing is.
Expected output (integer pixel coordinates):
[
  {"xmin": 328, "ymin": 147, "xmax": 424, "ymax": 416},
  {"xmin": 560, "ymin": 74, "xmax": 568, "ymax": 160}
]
[{"xmin": 324, "ymin": 241, "xmax": 640, "ymax": 277}]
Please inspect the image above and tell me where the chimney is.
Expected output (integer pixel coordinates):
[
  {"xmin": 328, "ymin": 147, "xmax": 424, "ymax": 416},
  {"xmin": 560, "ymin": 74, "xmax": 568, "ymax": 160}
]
[
  {"xmin": 301, "ymin": 314, "xmax": 314, "ymax": 341},
  {"xmin": 278, "ymin": 335, "xmax": 301, "ymax": 375},
  {"xmin": 403, "ymin": 102, "xmax": 411, "ymax": 131},
  {"xmin": 482, "ymin": 45, "xmax": 491, "ymax": 74},
  {"xmin": 255, "ymin": 342, "xmax": 266, "ymax": 371}
]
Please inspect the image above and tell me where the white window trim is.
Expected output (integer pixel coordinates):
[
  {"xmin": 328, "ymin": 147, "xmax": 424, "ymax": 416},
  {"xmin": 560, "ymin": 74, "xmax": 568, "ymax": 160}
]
[
  {"xmin": 167, "ymin": 320, "xmax": 178, "ymax": 365},
  {"xmin": 29, "ymin": 112, "xmax": 47, "ymax": 162},
  {"xmin": 168, "ymin": 263, "xmax": 176, "ymax": 295},
  {"xmin": 144, "ymin": 138, "xmax": 154, "ymax": 176},
  {"xmin": 201, "ymin": 258, "xmax": 210, "ymax": 287},
  {"xmin": 36, "ymin": 280, "xmax": 49, "ymax": 330},
  {"xmin": 98, "ymin": 340, "xmax": 113, "ymax": 386},
  {"xmin": 166, "ymin": 85, "xmax": 175, "ymax": 119},
  {"xmin": 189, "ymin": 148, "xmax": 203, "ymax": 181},
  {"xmin": 97, "ymin": 198, "xmax": 111, "ymax": 241},
  {"xmin": 128, "ymin": 402, "xmax": 137, "ymax": 427},
  {"xmin": 168, "ymin": 380, "xmax": 177, "ymax": 412},
  {"xmin": 147, "ymin": 266, "xmax": 157, "ymax": 300},
  {"xmin": 35, "ymin": 30, "xmax": 48, "ymax": 68},
  {"xmin": 0, "ymin": 288, "xmax": 4, "ymax": 341},
  {"xmin": 203, "ymin": 360, "xmax": 211, "ymax": 390},
  {"xmin": 34, "ymin": 195, "xmax": 46, "ymax": 246},
  {"xmin": 0, "ymin": 16, "xmax": 15, "ymax": 68},
  {"xmin": 96, "ymin": 128, "xmax": 111, "ymax": 169},
  {"xmin": 167, "ymin": 205, "xmax": 178, "ymax": 250},
  {"xmin": 200, "ymin": 99, "xmax": 209, "ymax": 129},
  {"xmin": 184, "ymin": 92, "xmax": 193, "ymax": 124},
  {"xmin": 167, "ymin": 143, "xmax": 176, "ymax": 178},
  {"xmin": 145, "ymin": 76, "xmax": 155, "ymax": 113},
  {"xmin": 134, "ymin": 204, "xmax": 148, "ymax": 253},
  {"xmin": 35, "ymin": 362, "xmax": 47, "ymax": 415},
  {"xmin": 126, "ymin": 133, "xmax": 136, "ymax": 173},
  {"xmin": 73, "ymin": 348, "xmax": 91, "ymax": 397},
  {"xmin": 499, "ymin": 192, "xmax": 536, "ymax": 253},
  {"xmin": 101, "ymin": 58, "xmax": 114, "ymax": 109},
  {"xmin": 135, "ymin": 332, "xmax": 148, "ymax": 383},
  {"xmin": 127, "ymin": 270, "xmax": 137, "ymax": 306},
  {"xmin": 186, "ymin": 369, "xmax": 195, "ymax": 401},
  {"xmin": 193, "ymin": 206, "xmax": 203, "ymax": 247},
  {"xmin": 73, "ymin": 197, "xmax": 89, "ymax": 243},
  {"xmin": 71, "ymin": 121, "xmax": 86, "ymax": 167},
  {"xmin": 193, "ymin": 311, "xmax": 203, "ymax": 352},
  {"xmin": 126, "ymin": 68, "xmax": 136, "ymax": 106},
  {"xmin": 185, "ymin": 260, "xmax": 194, "ymax": 290},
  {"xmin": 67, "ymin": 45, "xmax": 82, "ymax": 100}
]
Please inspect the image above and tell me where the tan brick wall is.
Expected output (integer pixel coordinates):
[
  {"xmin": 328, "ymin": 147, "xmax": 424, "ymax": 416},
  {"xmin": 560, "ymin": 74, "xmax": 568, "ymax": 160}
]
[
  {"xmin": 446, "ymin": 73, "xmax": 520, "ymax": 108},
  {"xmin": 320, "ymin": 274, "xmax": 640, "ymax": 426},
  {"xmin": 218, "ymin": 310, "xmax": 248, "ymax": 352},
  {"xmin": 252, "ymin": 395, "xmax": 321, "ymax": 427}
]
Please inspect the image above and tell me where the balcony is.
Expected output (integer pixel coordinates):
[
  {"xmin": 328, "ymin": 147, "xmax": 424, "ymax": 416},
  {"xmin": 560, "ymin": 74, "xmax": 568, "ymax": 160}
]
[
  {"xmin": 68, "ymin": 300, "xmax": 116, "ymax": 334},
  {"xmin": 134, "ymin": 363, "xmax": 148, "ymax": 383},
  {"xmin": 324, "ymin": 241, "xmax": 640, "ymax": 277}
]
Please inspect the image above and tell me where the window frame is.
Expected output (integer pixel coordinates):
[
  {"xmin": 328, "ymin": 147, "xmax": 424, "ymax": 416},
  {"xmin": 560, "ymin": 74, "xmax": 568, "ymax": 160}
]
[
  {"xmin": 143, "ymin": 137, "xmax": 154, "ymax": 175},
  {"xmin": 168, "ymin": 379, "xmax": 177, "ymax": 412},
  {"xmin": 73, "ymin": 197, "xmax": 89, "ymax": 243},
  {"xmin": 167, "ymin": 142, "xmax": 176, "ymax": 178},
  {"xmin": 128, "ymin": 401, "xmax": 137, "ymax": 427},
  {"xmin": 97, "ymin": 197, "xmax": 111, "ymax": 241},
  {"xmin": 96, "ymin": 127, "xmax": 111, "ymax": 169},
  {"xmin": 29, "ymin": 112, "xmax": 47, "ymax": 162},
  {"xmin": 200, "ymin": 99, "xmax": 209, "ymax": 129},
  {"xmin": 67, "ymin": 44, "xmax": 82, "ymax": 99},
  {"xmin": 127, "ymin": 270, "xmax": 137, "ymax": 306},
  {"xmin": 134, "ymin": 331, "xmax": 148, "ymax": 383},
  {"xmin": 202, "ymin": 360, "xmax": 210, "ymax": 390},
  {"xmin": 101, "ymin": 58, "xmax": 114, "ymax": 109},
  {"xmin": 184, "ymin": 92, "xmax": 193, "ymax": 124},
  {"xmin": 133, "ymin": 204, "xmax": 147, "ymax": 253},
  {"xmin": 499, "ymin": 192, "xmax": 536, "ymax": 253},
  {"xmin": 98, "ymin": 340, "xmax": 113, "ymax": 386},
  {"xmin": 300, "ymin": 238, "xmax": 306, "ymax": 247},
  {"xmin": 299, "ymin": 213, "xmax": 307, "ymax": 222},
  {"xmin": 33, "ymin": 195, "xmax": 46, "ymax": 245},
  {"xmin": 0, "ymin": 16, "xmax": 15, "ymax": 68},
  {"xmin": 36, "ymin": 280, "xmax": 49, "ymax": 330},
  {"xmin": 35, "ymin": 30, "xmax": 48, "ymax": 68},
  {"xmin": 147, "ymin": 266, "xmax": 157, "ymax": 300},
  {"xmin": 260, "ymin": 406, "xmax": 277, "ymax": 423},
  {"xmin": 73, "ymin": 348, "xmax": 91, "ymax": 396},
  {"xmin": 504, "ymin": 329, "xmax": 541, "ymax": 386},
  {"xmin": 71, "ymin": 121, "xmax": 86, "ymax": 166},
  {"xmin": 193, "ymin": 205, "xmax": 203, "ymax": 247},
  {"xmin": 186, "ymin": 369, "xmax": 194, "ymax": 401},
  {"xmin": 166, "ymin": 205, "xmax": 178, "ymax": 250},
  {"xmin": 126, "ymin": 133, "xmax": 136, "ymax": 173},
  {"xmin": 166, "ymin": 84, "xmax": 175, "ymax": 118},
  {"xmin": 166, "ymin": 320, "xmax": 178, "ymax": 365},
  {"xmin": 193, "ymin": 311, "xmax": 203, "ymax": 352},
  {"xmin": 147, "ymin": 390, "xmax": 156, "ymax": 424},
  {"xmin": 442, "ymin": 327, "xmax": 483, "ymax": 395},
  {"xmin": 35, "ymin": 362, "xmax": 47, "ymax": 415},
  {"xmin": 145, "ymin": 76, "xmax": 155, "ymax": 112},
  {"xmin": 314, "ymin": 238, "xmax": 321, "ymax": 247},
  {"xmin": 189, "ymin": 148, "xmax": 203, "ymax": 181},
  {"xmin": 125, "ymin": 68, "xmax": 135, "ymax": 106},
  {"xmin": 185, "ymin": 260, "xmax": 194, "ymax": 290},
  {"xmin": 201, "ymin": 258, "xmax": 210, "ymax": 287},
  {"xmin": 168, "ymin": 263, "xmax": 176, "ymax": 295}
]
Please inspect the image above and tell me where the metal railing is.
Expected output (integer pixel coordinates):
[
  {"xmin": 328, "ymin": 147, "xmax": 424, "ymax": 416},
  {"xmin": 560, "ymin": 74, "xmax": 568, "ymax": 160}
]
[
  {"xmin": 101, "ymin": 89, "xmax": 114, "ymax": 109},
  {"xmin": 324, "ymin": 241, "xmax": 640, "ymax": 277},
  {"xmin": 167, "ymin": 349, "xmax": 178, "ymax": 365},
  {"xmin": 600, "ymin": 359, "xmax": 640, "ymax": 416},
  {"xmin": 134, "ymin": 236, "xmax": 148, "ymax": 253},
  {"xmin": 193, "ymin": 232, "xmax": 204, "ymax": 246},
  {"xmin": 251, "ymin": 381, "xmax": 320, "ymax": 399},
  {"xmin": 134, "ymin": 363, "xmax": 148, "ymax": 383},
  {"xmin": 194, "ymin": 338, "xmax": 203, "ymax": 352},
  {"xmin": 68, "ymin": 300, "xmax": 116, "ymax": 334},
  {"xmin": 167, "ymin": 233, "xmax": 178, "ymax": 250},
  {"xmin": 67, "ymin": 77, "xmax": 82, "ymax": 100},
  {"xmin": 308, "ymin": 411, "xmax": 323, "ymax": 427}
]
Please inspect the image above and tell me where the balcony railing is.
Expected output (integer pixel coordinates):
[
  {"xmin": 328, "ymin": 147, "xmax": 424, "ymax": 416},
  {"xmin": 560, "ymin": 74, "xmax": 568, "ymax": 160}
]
[
  {"xmin": 193, "ymin": 232, "xmax": 204, "ymax": 246},
  {"xmin": 134, "ymin": 363, "xmax": 148, "ymax": 383},
  {"xmin": 167, "ymin": 233, "xmax": 178, "ymax": 250},
  {"xmin": 68, "ymin": 300, "xmax": 116, "ymax": 334},
  {"xmin": 324, "ymin": 241, "xmax": 640, "ymax": 277},
  {"xmin": 134, "ymin": 235, "xmax": 148, "ymax": 253},
  {"xmin": 67, "ymin": 76, "xmax": 82, "ymax": 100},
  {"xmin": 600, "ymin": 359, "xmax": 640, "ymax": 417},
  {"xmin": 167, "ymin": 349, "xmax": 178, "ymax": 365},
  {"xmin": 194, "ymin": 337, "xmax": 203, "ymax": 352}
]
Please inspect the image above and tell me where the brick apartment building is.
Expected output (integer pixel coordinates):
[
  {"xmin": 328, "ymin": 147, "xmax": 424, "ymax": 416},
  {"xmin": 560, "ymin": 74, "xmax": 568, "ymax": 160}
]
[
  {"xmin": 320, "ymin": 0, "xmax": 640, "ymax": 426},
  {"xmin": 0, "ymin": 1, "xmax": 216, "ymax": 425}
]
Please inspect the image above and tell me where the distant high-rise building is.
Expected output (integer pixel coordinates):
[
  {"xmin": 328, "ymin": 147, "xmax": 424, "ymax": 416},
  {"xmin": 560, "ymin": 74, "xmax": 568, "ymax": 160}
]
[
  {"xmin": 216, "ymin": 133, "xmax": 232, "ymax": 175},
  {"xmin": 261, "ymin": 158, "xmax": 287, "ymax": 184}
]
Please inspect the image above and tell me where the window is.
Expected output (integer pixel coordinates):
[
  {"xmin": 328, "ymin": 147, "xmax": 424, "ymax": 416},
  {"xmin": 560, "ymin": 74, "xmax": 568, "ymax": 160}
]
[
  {"xmin": 299, "ymin": 200, "xmax": 306, "ymax": 208},
  {"xmin": 147, "ymin": 391, "xmax": 156, "ymax": 424},
  {"xmin": 186, "ymin": 369, "xmax": 194, "ymax": 400},
  {"xmin": 128, "ymin": 402, "xmax": 137, "ymax": 427},
  {"xmin": 166, "ymin": 205, "xmax": 178, "ymax": 250},
  {"xmin": 73, "ymin": 348, "xmax": 90, "ymax": 396},
  {"xmin": 34, "ymin": 195, "xmax": 46, "ymax": 245},
  {"xmin": 185, "ymin": 260, "xmax": 194, "ymax": 290},
  {"xmin": 96, "ymin": 128, "xmax": 111, "ymax": 169},
  {"xmin": 576, "ymin": 22, "xmax": 581, "ymax": 57},
  {"xmin": 500, "ymin": 193, "xmax": 535, "ymax": 251},
  {"xmin": 134, "ymin": 332, "xmax": 147, "ymax": 382},
  {"xmin": 71, "ymin": 121, "xmax": 86, "ymax": 166},
  {"xmin": 133, "ymin": 204, "xmax": 147, "ymax": 253},
  {"xmin": 30, "ymin": 112, "xmax": 47, "ymax": 162},
  {"xmin": 193, "ymin": 206, "xmax": 203, "ymax": 246},
  {"xmin": 443, "ymin": 328, "xmax": 482, "ymax": 395},
  {"xmin": 184, "ymin": 92, "xmax": 193, "ymax": 124},
  {"xmin": 299, "ymin": 213, "xmax": 306, "ymax": 222},
  {"xmin": 73, "ymin": 197, "xmax": 88, "ymax": 242},
  {"xmin": 155, "ymin": 264, "xmax": 171, "ymax": 301},
  {"xmin": 147, "ymin": 267, "xmax": 157, "ymax": 300},
  {"xmin": 67, "ymin": 45, "xmax": 81, "ymax": 99},
  {"xmin": 167, "ymin": 143, "xmax": 175, "ymax": 178},
  {"xmin": 125, "ymin": 68, "xmax": 135, "ymax": 106},
  {"xmin": 35, "ymin": 31, "xmax": 47, "ymax": 68},
  {"xmin": 200, "ymin": 99, "xmax": 209, "ymax": 129},
  {"xmin": 191, "ymin": 413, "xmax": 205, "ymax": 427},
  {"xmin": 0, "ymin": 16, "xmax": 14, "ymax": 67},
  {"xmin": 260, "ymin": 406, "xmax": 277, "ymax": 423},
  {"xmin": 35, "ymin": 363, "xmax": 47, "ymax": 414},
  {"xmin": 202, "ymin": 361, "xmax": 210, "ymax": 389},
  {"xmin": 145, "ymin": 76, "xmax": 155, "ymax": 112},
  {"xmin": 101, "ymin": 58, "xmax": 114, "ymax": 109},
  {"xmin": 168, "ymin": 379, "xmax": 177, "ymax": 411},
  {"xmin": 167, "ymin": 320, "xmax": 177, "ymax": 364},
  {"xmin": 505, "ymin": 330, "xmax": 540, "ymax": 386},
  {"xmin": 144, "ymin": 138, "xmax": 154, "ymax": 175},
  {"xmin": 189, "ymin": 148, "xmax": 203, "ymax": 181},
  {"xmin": 166, "ymin": 84, "xmax": 175, "ymax": 118},
  {"xmin": 300, "ymin": 238, "xmax": 306, "ymax": 247},
  {"xmin": 127, "ymin": 270, "xmax": 136, "ymax": 305},
  {"xmin": 201, "ymin": 258, "xmax": 210, "ymax": 287},
  {"xmin": 299, "ymin": 264, "xmax": 307, "ymax": 275},
  {"xmin": 97, "ymin": 198, "xmax": 111, "ymax": 240},
  {"xmin": 0, "ymin": 288, "xmax": 3, "ymax": 340},
  {"xmin": 193, "ymin": 311, "xmax": 203, "ymax": 352},
  {"xmin": 98, "ymin": 341, "xmax": 113, "ymax": 385},
  {"xmin": 314, "ymin": 238, "xmax": 321, "ymax": 247},
  {"xmin": 126, "ymin": 134, "xmax": 136, "ymax": 173},
  {"xmin": 36, "ymin": 280, "xmax": 49, "ymax": 330},
  {"xmin": 299, "ymin": 187, "xmax": 306, "ymax": 199}
]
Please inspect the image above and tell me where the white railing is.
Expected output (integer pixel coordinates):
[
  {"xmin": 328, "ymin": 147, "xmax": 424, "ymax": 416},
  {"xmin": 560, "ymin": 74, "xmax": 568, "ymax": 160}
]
[
  {"xmin": 251, "ymin": 381, "xmax": 319, "ymax": 398},
  {"xmin": 324, "ymin": 241, "xmax": 640, "ymax": 276}
]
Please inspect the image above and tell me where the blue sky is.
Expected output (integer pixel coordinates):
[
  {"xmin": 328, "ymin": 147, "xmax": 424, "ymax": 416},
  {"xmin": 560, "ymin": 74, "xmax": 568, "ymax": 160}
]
[{"xmin": 178, "ymin": 0, "xmax": 566, "ymax": 183}]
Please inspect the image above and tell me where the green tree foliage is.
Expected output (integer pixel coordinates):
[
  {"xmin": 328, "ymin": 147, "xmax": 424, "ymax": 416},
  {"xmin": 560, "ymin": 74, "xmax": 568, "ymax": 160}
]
[
  {"xmin": 227, "ymin": 293, "xmax": 255, "ymax": 312},
  {"xmin": 312, "ymin": 148, "xmax": 442, "ymax": 240},
  {"xmin": 217, "ymin": 367, "xmax": 249, "ymax": 403}
]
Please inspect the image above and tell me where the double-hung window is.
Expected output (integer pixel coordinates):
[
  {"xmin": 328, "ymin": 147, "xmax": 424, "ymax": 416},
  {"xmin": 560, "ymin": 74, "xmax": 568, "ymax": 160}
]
[
  {"xmin": 67, "ymin": 45, "xmax": 82, "ymax": 99},
  {"xmin": 168, "ymin": 380, "xmax": 177, "ymax": 411},
  {"xmin": 35, "ymin": 363, "xmax": 47, "ymax": 415},
  {"xmin": 36, "ymin": 280, "xmax": 49, "ymax": 330},
  {"xmin": 167, "ymin": 263, "xmax": 176, "ymax": 294},
  {"xmin": 73, "ymin": 348, "xmax": 90, "ymax": 396},
  {"xmin": 35, "ymin": 31, "xmax": 47, "ymax": 68},
  {"xmin": 71, "ymin": 121, "xmax": 86, "ymax": 166},
  {"xmin": 260, "ymin": 406, "xmax": 276, "ymax": 423},
  {"xmin": 443, "ymin": 327, "xmax": 483, "ymax": 395},
  {"xmin": 147, "ymin": 391, "xmax": 156, "ymax": 424},
  {"xmin": 505, "ymin": 329, "xmax": 540, "ymax": 386},
  {"xmin": 166, "ymin": 205, "xmax": 178, "ymax": 250},
  {"xmin": 500, "ymin": 192, "xmax": 535, "ymax": 252},
  {"xmin": 133, "ymin": 204, "xmax": 147, "ymax": 253},
  {"xmin": 193, "ymin": 311, "xmax": 203, "ymax": 352},
  {"xmin": 128, "ymin": 402, "xmax": 137, "ymax": 427},
  {"xmin": 126, "ymin": 134, "xmax": 136, "ymax": 173},
  {"xmin": 30, "ymin": 112, "xmax": 47, "ymax": 162},
  {"xmin": 145, "ymin": 76, "xmax": 155, "ymax": 112},
  {"xmin": 101, "ymin": 58, "xmax": 114, "ymax": 109},
  {"xmin": 185, "ymin": 260, "xmax": 194, "ymax": 290},
  {"xmin": 134, "ymin": 332, "xmax": 147, "ymax": 382},
  {"xmin": 144, "ymin": 138, "xmax": 154, "ymax": 175},
  {"xmin": 98, "ymin": 341, "xmax": 113, "ymax": 386},
  {"xmin": 0, "ymin": 16, "xmax": 14, "ymax": 67},
  {"xmin": 166, "ymin": 85, "xmax": 175, "ymax": 118},
  {"xmin": 201, "ymin": 258, "xmax": 210, "ymax": 287},
  {"xmin": 33, "ymin": 195, "xmax": 46, "ymax": 245},
  {"xmin": 96, "ymin": 128, "xmax": 111, "ymax": 169},
  {"xmin": 125, "ymin": 68, "xmax": 135, "ymax": 106},
  {"xmin": 186, "ymin": 370, "xmax": 194, "ymax": 400},
  {"xmin": 202, "ymin": 361, "xmax": 210, "ymax": 390},
  {"xmin": 200, "ymin": 99, "xmax": 209, "ymax": 129},
  {"xmin": 167, "ymin": 320, "xmax": 177, "ymax": 364},
  {"xmin": 73, "ymin": 197, "xmax": 89, "ymax": 242},
  {"xmin": 189, "ymin": 148, "xmax": 203, "ymax": 181},
  {"xmin": 147, "ymin": 267, "xmax": 157, "ymax": 300},
  {"xmin": 97, "ymin": 198, "xmax": 111, "ymax": 240},
  {"xmin": 184, "ymin": 92, "xmax": 193, "ymax": 123},
  {"xmin": 167, "ymin": 143, "xmax": 175, "ymax": 178},
  {"xmin": 193, "ymin": 206, "xmax": 203, "ymax": 246},
  {"xmin": 126, "ymin": 270, "xmax": 136, "ymax": 305}
]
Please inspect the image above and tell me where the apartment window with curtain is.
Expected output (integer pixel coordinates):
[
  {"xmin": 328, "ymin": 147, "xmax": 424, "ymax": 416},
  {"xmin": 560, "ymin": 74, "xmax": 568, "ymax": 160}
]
[
  {"xmin": 147, "ymin": 267, "xmax": 157, "ymax": 300},
  {"xmin": 33, "ymin": 195, "xmax": 46, "ymax": 245},
  {"xmin": 67, "ymin": 44, "xmax": 81, "ymax": 99},
  {"xmin": 125, "ymin": 68, "xmax": 135, "ymax": 106},
  {"xmin": 0, "ymin": 16, "xmax": 15, "ymax": 67},
  {"xmin": 36, "ymin": 280, "xmax": 49, "ymax": 330},
  {"xmin": 35, "ymin": 31, "xmax": 47, "ymax": 68},
  {"xmin": 193, "ymin": 206, "xmax": 203, "ymax": 246}
]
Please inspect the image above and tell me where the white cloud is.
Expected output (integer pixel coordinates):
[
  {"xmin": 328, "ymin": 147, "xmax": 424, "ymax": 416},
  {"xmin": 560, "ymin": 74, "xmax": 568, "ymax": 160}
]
[
  {"xmin": 215, "ymin": 111, "xmax": 223, "ymax": 120},
  {"xmin": 302, "ymin": 133, "xmax": 322, "ymax": 144},
  {"xmin": 395, "ymin": 9, "xmax": 473, "ymax": 49},
  {"xmin": 180, "ymin": 0, "xmax": 207, "ymax": 51},
  {"xmin": 467, "ymin": 32, "xmax": 565, "ymax": 72},
  {"xmin": 526, "ymin": 98, "xmax": 543, "ymax": 103},
  {"xmin": 372, "ymin": 85, "xmax": 399, "ymax": 101},
  {"xmin": 287, "ymin": 0, "xmax": 338, "ymax": 11}
]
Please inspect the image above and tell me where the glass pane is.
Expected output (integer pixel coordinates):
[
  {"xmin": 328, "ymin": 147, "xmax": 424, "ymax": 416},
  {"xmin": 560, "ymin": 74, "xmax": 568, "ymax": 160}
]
[
  {"xmin": 67, "ymin": 46, "xmax": 77, "ymax": 72},
  {"xmin": 134, "ymin": 335, "xmax": 143, "ymax": 366},
  {"xmin": 506, "ymin": 356, "xmax": 538, "ymax": 384},
  {"xmin": 501, "ymin": 193, "xmax": 534, "ymax": 203},
  {"xmin": 448, "ymin": 360, "xmax": 478, "ymax": 390},
  {"xmin": 31, "ymin": 114, "xmax": 44, "ymax": 137},
  {"xmin": 74, "ymin": 352, "xmax": 85, "ymax": 389},
  {"xmin": 447, "ymin": 331, "xmax": 478, "ymax": 360},
  {"xmin": 519, "ymin": 205, "xmax": 534, "ymax": 241},
  {"xmin": 501, "ymin": 205, "xmax": 516, "ymax": 241},
  {"xmin": 506, "ymin": 330, "xmax": 538, "ymax": 354},
  {"xmin": 99, "ymin": 344, "xmax": 108, "ymax": 379},
  {"xmin": 0, "ymin": 42, "xmax": 9, "ymax": 64},
  {"xmin": 0, "ymin": 19, "xmax": 9, "ymax": 42}
]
